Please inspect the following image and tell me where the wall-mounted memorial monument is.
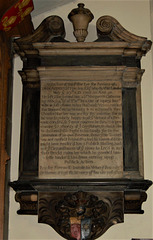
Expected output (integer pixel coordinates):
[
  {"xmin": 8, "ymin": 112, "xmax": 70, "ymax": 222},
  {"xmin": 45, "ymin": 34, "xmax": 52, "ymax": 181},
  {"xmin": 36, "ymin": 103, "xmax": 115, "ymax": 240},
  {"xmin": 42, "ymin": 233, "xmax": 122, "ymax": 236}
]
[{"xmin": 10, "ymin": 3, "xmax": 152, "ymax": 240}]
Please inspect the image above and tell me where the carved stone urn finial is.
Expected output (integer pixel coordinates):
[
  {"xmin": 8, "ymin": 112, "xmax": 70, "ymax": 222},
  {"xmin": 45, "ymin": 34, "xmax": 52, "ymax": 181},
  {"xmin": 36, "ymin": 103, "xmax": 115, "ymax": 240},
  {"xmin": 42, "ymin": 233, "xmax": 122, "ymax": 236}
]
[{"xmin": 68, "ymin": 3, "xmax": 94, "ymax": 42}]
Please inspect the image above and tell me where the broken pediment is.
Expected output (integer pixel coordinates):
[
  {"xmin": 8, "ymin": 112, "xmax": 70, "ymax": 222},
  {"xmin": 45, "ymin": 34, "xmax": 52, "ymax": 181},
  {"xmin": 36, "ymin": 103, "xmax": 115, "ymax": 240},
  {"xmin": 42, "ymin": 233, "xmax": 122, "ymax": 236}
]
[
  {"xmin": 10, "ymin": 3, "xmax": 152, "ymax": 240},
  {"xmin": 14, "ymin": 5, "xmax": 151, "ymax": 59}
]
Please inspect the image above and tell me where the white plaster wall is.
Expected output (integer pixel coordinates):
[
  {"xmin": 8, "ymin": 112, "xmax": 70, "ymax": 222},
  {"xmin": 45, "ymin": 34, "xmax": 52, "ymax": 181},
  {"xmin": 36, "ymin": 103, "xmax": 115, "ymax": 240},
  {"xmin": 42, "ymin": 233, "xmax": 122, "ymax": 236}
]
[{"xmin": 9, "ymin": 0, "xmax": 153, "ymax": 239}]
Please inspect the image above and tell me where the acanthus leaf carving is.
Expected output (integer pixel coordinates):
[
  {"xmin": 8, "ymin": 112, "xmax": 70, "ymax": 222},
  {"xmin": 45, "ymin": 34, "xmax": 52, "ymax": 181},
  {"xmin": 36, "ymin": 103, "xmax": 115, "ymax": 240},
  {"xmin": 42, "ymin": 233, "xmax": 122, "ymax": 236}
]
[{"xmin": 38, "ymin": 191, "xmax": 124, "ymax": 240}]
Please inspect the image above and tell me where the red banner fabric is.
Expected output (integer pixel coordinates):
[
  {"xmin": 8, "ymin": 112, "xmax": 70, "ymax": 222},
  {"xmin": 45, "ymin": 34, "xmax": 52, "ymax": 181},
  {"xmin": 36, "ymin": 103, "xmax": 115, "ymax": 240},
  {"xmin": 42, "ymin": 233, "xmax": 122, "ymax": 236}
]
[{"xmin": 0, "ymin": 0, "xmax": 34, "ymax": 31}]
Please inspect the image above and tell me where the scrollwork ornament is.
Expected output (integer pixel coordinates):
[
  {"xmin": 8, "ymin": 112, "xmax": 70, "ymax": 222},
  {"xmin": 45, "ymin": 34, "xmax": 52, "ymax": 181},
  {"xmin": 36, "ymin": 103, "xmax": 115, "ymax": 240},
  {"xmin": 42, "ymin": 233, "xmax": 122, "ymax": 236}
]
[
  {"xmin": 48, "ymin": 16, "xmax": 65, "ymax": 37},
  {"xmin": 96, "ymin": 16, "xmax": 113, "ymax": 35},
  {"xmin": 38, "ymin": 191, "xmax": 124, "ymax": 240}
]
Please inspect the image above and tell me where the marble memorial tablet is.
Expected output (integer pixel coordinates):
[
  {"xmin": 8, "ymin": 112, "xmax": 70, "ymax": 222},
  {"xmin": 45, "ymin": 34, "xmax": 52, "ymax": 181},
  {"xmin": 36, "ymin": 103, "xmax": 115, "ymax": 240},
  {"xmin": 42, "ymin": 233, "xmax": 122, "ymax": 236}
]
[{"xmin": 39, "ymin": 71, "xmax": 123, "ymax": 179}]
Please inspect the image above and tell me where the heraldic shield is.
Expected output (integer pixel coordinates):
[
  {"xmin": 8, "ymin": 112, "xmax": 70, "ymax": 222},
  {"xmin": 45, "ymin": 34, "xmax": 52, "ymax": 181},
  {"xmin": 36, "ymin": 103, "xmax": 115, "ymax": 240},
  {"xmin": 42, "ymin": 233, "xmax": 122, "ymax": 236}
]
[
  {"xmin": 38, "ymin": 191, "xmax": 124, "ymax": 240},
  {"xmin": 70, "ymin": 217, "xmax": 91, "ymax": 240}
]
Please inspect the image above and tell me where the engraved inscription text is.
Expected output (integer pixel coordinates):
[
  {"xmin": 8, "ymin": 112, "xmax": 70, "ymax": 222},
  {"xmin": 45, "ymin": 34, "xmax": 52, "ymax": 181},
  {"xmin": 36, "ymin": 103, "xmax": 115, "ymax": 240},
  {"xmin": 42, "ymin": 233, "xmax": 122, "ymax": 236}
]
[{"xmin": 39, "ymin": 79, "xmax": 123, "ymax": 178}]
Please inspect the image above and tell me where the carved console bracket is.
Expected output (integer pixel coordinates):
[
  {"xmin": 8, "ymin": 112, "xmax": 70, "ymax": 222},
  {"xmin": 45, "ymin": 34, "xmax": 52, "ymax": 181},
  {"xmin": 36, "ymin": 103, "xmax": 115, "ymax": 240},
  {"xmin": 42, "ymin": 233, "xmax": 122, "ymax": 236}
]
[
  {"xmin": 12, "ymin": 181, "xmax": 151, "ymax": 239},
  {"xmin": 38, "ymin": 191, "xmax": 124, "ymax": 240},
  {"xmin": 12, "ymin": 179, "xmax": 152, "ymax": 215}
]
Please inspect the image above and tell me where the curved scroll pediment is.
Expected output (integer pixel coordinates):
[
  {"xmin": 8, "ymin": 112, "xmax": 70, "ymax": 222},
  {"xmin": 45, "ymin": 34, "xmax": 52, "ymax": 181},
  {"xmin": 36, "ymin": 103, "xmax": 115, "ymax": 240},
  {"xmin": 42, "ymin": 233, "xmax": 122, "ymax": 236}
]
[
  {"xmin": 15, "ymin": 15, "xmax": 66, "ymax": 44},
  {"xmin": 97, "ymin": 15, "xmax": 146, "ymax": 42},
  {"xmin": 14, "ymin": 13, "xmax": 151, "ymax": 60},
  {"xmin": 10, "ymin": 4, "xmax": 152, "ymax": 240}
]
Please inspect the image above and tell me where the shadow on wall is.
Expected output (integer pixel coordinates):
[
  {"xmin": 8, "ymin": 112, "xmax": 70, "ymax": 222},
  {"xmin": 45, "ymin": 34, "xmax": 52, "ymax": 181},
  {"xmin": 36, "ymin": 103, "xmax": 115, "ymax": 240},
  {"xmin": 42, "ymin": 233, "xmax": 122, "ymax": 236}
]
[{"xmin": 31, "ymin": 0, "xmax": 76, "ymax": 17}]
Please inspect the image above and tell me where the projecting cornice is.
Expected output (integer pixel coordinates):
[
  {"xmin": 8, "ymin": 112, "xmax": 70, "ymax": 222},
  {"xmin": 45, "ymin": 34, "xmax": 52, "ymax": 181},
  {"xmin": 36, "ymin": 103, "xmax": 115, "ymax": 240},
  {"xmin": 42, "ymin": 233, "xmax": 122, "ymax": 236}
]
[
  {"xmin": 13, "ymin": 14, "xmax": 151, "ymax": 60},
  {"xmin": 13, "ymin": 15, "xmax": 66, "ymax": 57}
]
